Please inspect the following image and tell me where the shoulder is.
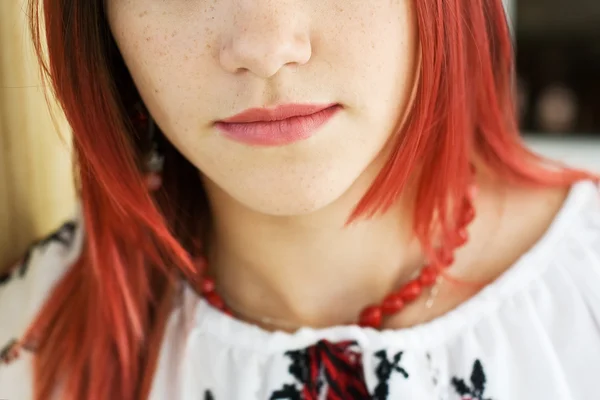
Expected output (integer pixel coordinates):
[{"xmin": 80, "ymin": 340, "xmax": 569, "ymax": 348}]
[
  {"xmin": 560, "ymin": 180, "xmax": 600, "ymax": 252},
  {"xmin": 516, "ymin": 179, "xmax": 600, "ymax": 264},
  {"xmin": 0, "ymin": 213, "xmax": 84, "ymax": 363},
  {"xmin": 522, "ymin": 180, "xmax": 600, "ymax": 281},
  {"xmin": 551, "ymin": 179, "xmax": 600, "ymax": 304}
]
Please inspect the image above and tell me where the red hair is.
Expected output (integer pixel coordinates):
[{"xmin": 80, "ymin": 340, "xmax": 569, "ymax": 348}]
[{"xmin": 23, "ymin": 0, "xmax": 592, "ymax": 399}]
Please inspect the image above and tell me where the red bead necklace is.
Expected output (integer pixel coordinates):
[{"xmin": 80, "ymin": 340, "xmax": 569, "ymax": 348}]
[
  {"xmin": 134, "ymin": 108, "xmax": 477, "ymax": 330},
  {"xmin": 195, "ymin": 184, "xmax": 477, "ymax": 330}
]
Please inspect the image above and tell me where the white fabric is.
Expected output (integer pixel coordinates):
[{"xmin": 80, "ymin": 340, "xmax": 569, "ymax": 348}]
[{"xmin": 2, "ymin": 181, "xmax": 600, "ymax": 400}]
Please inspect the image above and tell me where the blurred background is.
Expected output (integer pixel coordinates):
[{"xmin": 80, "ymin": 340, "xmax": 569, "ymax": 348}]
[
  {"xmin": 0, "ymin": 0, "xmax": 599, "ymax": 268},
  {"xmin": 514, "ymin": 0, "xmax": 600, "ymax": 170},
  {"xmin": 0, "ymin": 1, "xmax": 76, "ymax": 269}
]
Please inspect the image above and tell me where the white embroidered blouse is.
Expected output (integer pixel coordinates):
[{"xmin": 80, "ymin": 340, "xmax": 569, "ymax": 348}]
[{"xmin": 1, "ymin": 180, "xmax": 600, "ymax": 400}]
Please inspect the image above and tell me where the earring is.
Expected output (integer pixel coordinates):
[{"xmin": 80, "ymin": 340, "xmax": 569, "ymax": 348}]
[{"xmin": 144, "ymin": 114, "xmax": 165, "ymax": 191}]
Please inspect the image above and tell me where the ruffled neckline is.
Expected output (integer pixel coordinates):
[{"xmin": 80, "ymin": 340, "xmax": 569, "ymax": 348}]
[{"xmin": 186, "ymin": 181, "xmax": 600, "ymax": 353}]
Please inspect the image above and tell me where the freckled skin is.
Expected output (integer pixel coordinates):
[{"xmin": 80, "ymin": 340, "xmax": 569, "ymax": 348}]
[{"xmin": 105, "ymin": 0, "xmax": 418, "ymax": 216}]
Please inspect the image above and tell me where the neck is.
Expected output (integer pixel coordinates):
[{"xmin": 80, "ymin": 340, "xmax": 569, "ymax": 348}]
[
  {"xmin": 202, "ymin": 167, "xmax": 426, "ymax": 328},
  {"xmin": 198, "ymin": 167, "xmax": 573, "ymax": 331}
]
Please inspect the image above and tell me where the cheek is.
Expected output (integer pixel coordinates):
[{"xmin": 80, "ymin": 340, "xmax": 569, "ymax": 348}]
[
  {"xmin": 107, "ymin": 6, "xmax": 219, "ymax": 128},
  {"xmin": 324, "ymin": 1, "xmax": 417, "ymax": 117}
]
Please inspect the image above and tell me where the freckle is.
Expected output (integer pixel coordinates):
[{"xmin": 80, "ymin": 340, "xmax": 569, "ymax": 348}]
[
  {"xmin": 171, "ymin": 31, "xmax": 177, "ymax": 38},
  {"xmin": 139, "ymin": 10, "xmax": 148, "ymax": 17},
  {"xmin": 145, "ymin": 37, "xmax": 151, "ymax": 42},
  {"xmin": 154, "ymin": 89, "xmax": 159, "ymax": 93}
]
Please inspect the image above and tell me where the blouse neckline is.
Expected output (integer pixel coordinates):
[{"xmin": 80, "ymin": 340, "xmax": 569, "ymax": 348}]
[{"xmin": 187, "ymin": 181, "xmax": 598, "ymax": 353}]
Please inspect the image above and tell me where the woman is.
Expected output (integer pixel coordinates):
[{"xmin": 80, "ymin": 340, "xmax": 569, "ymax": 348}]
[{"xmin": 1, "ymin": 0, "xmax": 599, "ymax": 399}]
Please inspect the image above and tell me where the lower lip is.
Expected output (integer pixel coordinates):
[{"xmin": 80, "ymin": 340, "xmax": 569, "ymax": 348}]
[{"xmin": 215, "ymin": 105, "xmax": 342, "ymax": 147}]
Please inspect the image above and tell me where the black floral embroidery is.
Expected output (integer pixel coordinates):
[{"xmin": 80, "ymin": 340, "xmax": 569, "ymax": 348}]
[
  {"xmin": 0, "ymin": 220, "xmax": 78, "ymax": 365},
  {"xmin": 269, "ymin": 340, "xmax": 370, "ymax": 399},
  {"xmin": 20, "ymin": 221, "xmax": 77, "ymax": 277},
  {"xmin": 0, "ymin": 339, "xmax": 19, "ymax": 364},
  {"xmin": 268, "ymin": 341, "xmax": 410, "ymax": 400},
  {"xmin": 451, "ymin": 359, "xmax": 493, "ymax": 400},
  {"xmin": 269, "ymin": 384, "xmax": 302, "ymax": 400},
  {"xmin": 0, "ymin": 220, "xmax": 77, "ymax": 287},
  {"xmin": 372, "ymin": 350, "xmax": 409, "ymax": 400},
  {"xmin": 426, "ymin": 352, "xmax": 441, "ymax": 388},
  {"xmin": 0, "ymin": 271, "xmax": 11, "ymax": 285},
  {"xmin": 41, "ymin": 221, "xmax": 77, "ymax": 247},
  {"xmin": 0, "ymin": 259, "xmax": 18, "ymax": 287}
]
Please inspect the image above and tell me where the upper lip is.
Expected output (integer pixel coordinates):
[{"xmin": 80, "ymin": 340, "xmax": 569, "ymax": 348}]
[{"xmin": 218, "ymin": 103, "xmax": 339, "ymax": 124}]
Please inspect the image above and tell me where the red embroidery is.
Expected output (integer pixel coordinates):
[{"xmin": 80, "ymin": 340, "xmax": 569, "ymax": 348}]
[{"xmin": 269, "ymin": 340, "xmax": 370, "ymax": 399}]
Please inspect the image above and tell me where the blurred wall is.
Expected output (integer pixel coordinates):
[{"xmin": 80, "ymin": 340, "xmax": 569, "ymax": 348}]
[
  {"xmin": 527, "ymin": 137, "xmax": 600, "ymax": 172},
  {"xmin": 0, "ymin": 1, "xmax": 76, "ymax": 270}
]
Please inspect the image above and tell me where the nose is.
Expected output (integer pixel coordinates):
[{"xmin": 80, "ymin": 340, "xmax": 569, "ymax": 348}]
[{"xmin": 219, "ymin": 8, "xmax": 312, "ymax": 78}]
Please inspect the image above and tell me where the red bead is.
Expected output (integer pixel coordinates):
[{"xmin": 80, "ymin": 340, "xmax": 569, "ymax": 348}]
[
  {"xmin": 455, "ymin": 228, "xmax": 469, "ymax": 247},
  {"xmin": 205, "ymin": 292, "xmax": 225, "ymax": 309},
  {"xmin": 192, "ymin": 238, "xmax": 204, "ymax": 252},
  {"xmin": 145, "ymin": 172, "xmax": 163, "ymax": 191},
  {"xmin": 201, "ymin": 277, "xmax": 216, "ymax": 294},
  {"xmin": 193, "ymin": 256, "xmax": 208, "ymax": 272},
  {"xmin": 136, "ymin": 111, "xmax": 148, "ymax": 122},
  {"xmin": 461, "ymin": 202, "xmax": 476, "ymax": 225},
  {"xmin": 399, "ymin": 280, "xmax": 422, "ymax": 302},
  {"xmin": 438, "ymin": 250, "xmax": 455, "ymax": 267},
  {"xmin": 419, "ymin": 265, "xmax": 439, "ymax": 286},
  {"xmin": 381, "ymin": 293, "xmax": 405, "ymax": 315},
  {"xmin": 359, "ymin": 306, "xmax": 383, "ymax": 328}
]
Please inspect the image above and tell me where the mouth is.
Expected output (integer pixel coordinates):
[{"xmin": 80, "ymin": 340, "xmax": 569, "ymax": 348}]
[{"xmin": 214, "ymin": 103, "xmax": 342, "ymax": 147}]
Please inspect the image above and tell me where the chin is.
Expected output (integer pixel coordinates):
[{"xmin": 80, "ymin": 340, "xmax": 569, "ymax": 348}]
[
  {"xmin": 230, "ymin": 174, "xmax": 359, "ymax": 217},
  {"xmin": 245, "ymin": 188, "xmax": 348, "ymax": 217},
  {"xmin": 200, "ymin": 140, "xmax": 383, "ymax": 218}
]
